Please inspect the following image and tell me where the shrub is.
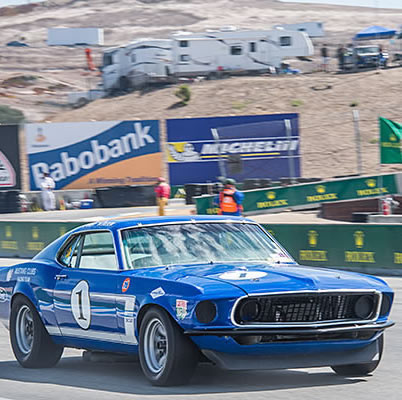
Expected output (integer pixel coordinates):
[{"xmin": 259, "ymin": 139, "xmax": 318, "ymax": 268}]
[
  {"xmin": 175, "ymin": 84, "xmax": 191, "ymax": 105},
  {"xmin": 291, "ymin": 99, "xmax": 303, "ymax": 107},
  {"xmin": 0, "ymin": 105, "xmax": 25, "ymax": 124}
]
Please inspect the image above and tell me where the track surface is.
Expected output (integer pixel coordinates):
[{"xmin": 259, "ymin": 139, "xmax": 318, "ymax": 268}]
[{"xmin": 0, "ymin": 259, "xmax": 401, "ymax": 400}]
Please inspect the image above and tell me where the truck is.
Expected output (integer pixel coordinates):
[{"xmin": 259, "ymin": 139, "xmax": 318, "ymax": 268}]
[{"xmin": 101, "ymin": 27, "xmax": 314, "ymax": 92}]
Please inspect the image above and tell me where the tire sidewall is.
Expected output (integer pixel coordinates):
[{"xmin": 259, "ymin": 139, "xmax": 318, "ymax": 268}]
[
  {"xmin": 10, "ymin": 297, "xmax": 41, "ymax": 366},
  {"xmin": 139, "ymin": 308, "xmax": 176, "ymax": 384}
]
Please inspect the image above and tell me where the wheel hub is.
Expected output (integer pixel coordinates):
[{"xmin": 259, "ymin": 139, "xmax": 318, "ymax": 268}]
[{"xmin": 143, "ymin": 318, "xmax": 168, "ymax": 374}]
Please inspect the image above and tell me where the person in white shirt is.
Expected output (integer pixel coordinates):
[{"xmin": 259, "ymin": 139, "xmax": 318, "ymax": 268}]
[{"xmin": 40, "ymin": 172, "xmax": 56, "ymax": 211}]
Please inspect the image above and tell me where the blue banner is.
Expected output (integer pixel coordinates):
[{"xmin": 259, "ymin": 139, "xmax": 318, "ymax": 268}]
[
  {"xmin": 26, "ymin": 120, "xmax": 162, "ymax": 190},
  {"xmin": 166, "ymin": 114, "xmax": 300, "ymax": 185}
]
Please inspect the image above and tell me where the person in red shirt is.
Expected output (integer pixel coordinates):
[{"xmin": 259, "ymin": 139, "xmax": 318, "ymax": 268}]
[{"xmin": 154, "ymin": 177, "xmax": 171, "ymax": 216}]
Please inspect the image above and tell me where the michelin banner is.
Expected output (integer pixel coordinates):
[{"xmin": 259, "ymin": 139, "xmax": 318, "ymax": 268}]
[
  {"xmin": 0, "ymin": 125, "xmax": 21, "ymax": 190},
  {"xmin": 26, "ymin": 120, "xmax": 161, "ymax": 190},
  {"xmin": 166, "ymin": 114, "xmax": 300, "ymax": 185}
]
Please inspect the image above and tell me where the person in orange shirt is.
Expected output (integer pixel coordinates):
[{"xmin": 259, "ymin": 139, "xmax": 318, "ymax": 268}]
[
  {"xmin": 219, "ymin": 178, "xmax": 244, "ymax": 216},
  {"xmin": 154, "ymin": 177, "xmax": 171, "ymax": 216}
]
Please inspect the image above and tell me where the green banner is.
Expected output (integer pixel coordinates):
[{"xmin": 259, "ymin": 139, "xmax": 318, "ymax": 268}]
[
  {"xmin": 196, "ymin": 173, "xmax": 399, "ymax": 215},
  {"xmin": 263, "ymin": 224, "xmax": 402, "ymax": 271},
  {"xmin": 0, "ymin": 222, "xmax": 82, "ymax": 258},
  {"xmin": 380, "ymin": 117, "xmax": 402, "ymax": 164}
]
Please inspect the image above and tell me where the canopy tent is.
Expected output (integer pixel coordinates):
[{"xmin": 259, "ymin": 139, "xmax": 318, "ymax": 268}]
[{"xmin": 354, "ymin": 26, "xmax": 396, "ymax": 41}]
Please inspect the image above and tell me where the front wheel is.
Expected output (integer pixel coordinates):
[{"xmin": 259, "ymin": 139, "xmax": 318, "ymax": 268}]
[
  {"xmin": 331, "ymin": 335, "xmax": 383, "ymax": 376},
  {"xmin": 10, "ymin": 296, "xmax": 64, "ymax": 368},
  {"xmin": 139, "ymin": 307, "xmax": 199, "ymax": 386}
]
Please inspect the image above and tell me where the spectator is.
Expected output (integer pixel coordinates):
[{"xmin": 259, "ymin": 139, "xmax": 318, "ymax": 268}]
[
  {"xmin": 337, "ymin": 45, "xmax": 345, "ymax": 71},
  {"xmin": 321, "ymin": 44, "xmax": 329, "ymax": 72},
  {"xmin": 154, "ymin": 177, "xmax": 171, "ymax": 216},
  {"xmin": 40, "ymin": 172, "xmax": 56, "ymax": 211}
]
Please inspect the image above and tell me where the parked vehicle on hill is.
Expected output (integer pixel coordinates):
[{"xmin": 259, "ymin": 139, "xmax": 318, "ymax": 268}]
[
  {"xmin": 101, "ymin": 27, "xmax": 314, "ymax": 92},
  {"xmin": 0, "ymin": 216, "xmax": 394, "ymax": 386}
]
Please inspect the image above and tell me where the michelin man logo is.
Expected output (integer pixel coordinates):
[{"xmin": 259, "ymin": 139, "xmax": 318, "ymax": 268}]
[{"xmin": 168, "ymin": 143, "xmax": 200, "ymax": 162}]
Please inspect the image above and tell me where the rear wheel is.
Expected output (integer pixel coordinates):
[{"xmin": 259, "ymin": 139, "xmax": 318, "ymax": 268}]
[
  {"xmin": 139, "ymin": 307, "xmax": 199, "ymax": 386},
  {"xmin": 331, "ymin": 335, "xmax": 383, "ymax": 376},
  {"xmin": 10, "ymin": 296, "xmax": 63, "ymax": 368}
]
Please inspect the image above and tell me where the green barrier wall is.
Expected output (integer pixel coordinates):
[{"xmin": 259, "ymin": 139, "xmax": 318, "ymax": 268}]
[
  {"xmin": 0, "ymin": 222, "xmax": 83, "ymax": 258},
  {"xmin": 263, "ymin": 223, "xmax": 402, "ymax": 271},
  {"xmin": 196, "ymin": 173, "xmax": 399, "ymax": 215},
  {"xmin": 1, "ymin": 221, "xmax": 401, "ymax": 273}
]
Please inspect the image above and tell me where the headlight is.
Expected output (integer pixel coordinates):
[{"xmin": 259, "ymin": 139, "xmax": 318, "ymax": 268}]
[
  {"xmin": 354, "ymin": 295, "xmax": 375, "ymax": 319},
  {"xmin": 238, "ymin": 299, "xmax": 261, "ymax": 322},
  {"xmin": 195, "ymin": 301, "xmax": 217, "ymax": 324}
]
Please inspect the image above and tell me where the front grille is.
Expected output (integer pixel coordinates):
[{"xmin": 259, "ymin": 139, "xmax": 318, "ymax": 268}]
[{"xmin": 234, "ymin": 292, "xmax": 378, "ymax": 325}]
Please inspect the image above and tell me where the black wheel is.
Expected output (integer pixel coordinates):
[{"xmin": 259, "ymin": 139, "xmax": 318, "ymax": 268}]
[
  {"xmin": 331, "ymin": 335, "xmax": 383, "ymax": 376},
  {"xmin": 139, "ymin": 307, "xmax": 199, "ymax": 386},
  {"xmin": 10, "ymin": 296, "xmax": 63, "ymax": 368}
]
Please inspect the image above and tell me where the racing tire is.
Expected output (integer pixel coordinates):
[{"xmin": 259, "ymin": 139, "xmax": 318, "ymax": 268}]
[
  {"xmin": 331, "ymin": 335, "xmax": 383, "ymax": 376},
  {"xmin": 10, "ymin": 296, "xmax": 64, "ymax": 368},
  {"xmin": 139, "ymin": 307, "xmax": 199, "ymax": 386},
  {"xmin": 119, "ymin": 76, "xmax": 130, "ymax": 91}
]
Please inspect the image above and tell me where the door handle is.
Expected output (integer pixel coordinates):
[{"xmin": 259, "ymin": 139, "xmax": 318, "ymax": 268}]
[{"xmin": 55, "ymin": 274, "xmax": 68, "ymax": 280}]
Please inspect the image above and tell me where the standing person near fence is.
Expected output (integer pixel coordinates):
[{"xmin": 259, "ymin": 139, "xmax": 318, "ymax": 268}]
[
  {"xmin": 154, "ymin": 177, "xmax": 171, "ymax": 216},
  {"xmin": 321, "ymin": 44, "xmax": 329, "ymax": 72},
  {"xmin": 40, "ymin": 172, "xmax": 56, "ymax": 211},
  {"xmin": 219, "ymin": 178, "xmax": 244, "ymax": 216}
]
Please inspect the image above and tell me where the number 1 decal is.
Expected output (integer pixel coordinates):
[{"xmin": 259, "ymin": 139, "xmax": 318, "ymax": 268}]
[{"xmin": 71, "ymin": 280, "xmax": 91, "ymax": 329}]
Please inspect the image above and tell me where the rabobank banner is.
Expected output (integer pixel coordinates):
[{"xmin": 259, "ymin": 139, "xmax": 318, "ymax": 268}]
[
  {"xmin": 26, "ymin": 120, "xmax": 161, "ymax": 190},
  {"xmin": 166, "ymin": 114, "xmax": 300, "ymax": 185}
]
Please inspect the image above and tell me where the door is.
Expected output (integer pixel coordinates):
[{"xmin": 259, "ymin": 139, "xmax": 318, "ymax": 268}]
[{"xmin": 53, "ymin": 231, "xmax": 121, "ymax": 346}]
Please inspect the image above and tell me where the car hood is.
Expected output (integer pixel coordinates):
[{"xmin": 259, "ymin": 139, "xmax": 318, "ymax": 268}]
[{"xmin": 131, "ymin": 262, "xmax": 388, "ymax": 295}]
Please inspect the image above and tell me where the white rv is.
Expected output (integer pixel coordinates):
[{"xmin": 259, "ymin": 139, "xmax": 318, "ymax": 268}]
[
  {"xmin": 171, "ymin": 27, "xmax": 314, "ymax": 77},
  {"xmin": 273, "ymin": 22, "xmax": 325, "ymax": 38},
  {"xmin": 102, "ymin": 39, "xmax": 173, "ymax": 91},
  {"xmin": 101, "ymin": 28, "xmax": 313, "ymax": 92}
]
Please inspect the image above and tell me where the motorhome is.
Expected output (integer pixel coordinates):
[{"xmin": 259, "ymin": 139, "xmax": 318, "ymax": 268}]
[
  {"xmin": 102, "ymin": 39, "xmax": 173, "ymax": 91},
  {"xmin": 101, "ymin": 27, "xmax": 314, "ymax": 92}
]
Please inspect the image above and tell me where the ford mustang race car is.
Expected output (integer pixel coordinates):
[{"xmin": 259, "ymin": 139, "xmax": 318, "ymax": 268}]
[{"xmin": 0, "ymin": 216, "xmax": 394, "ymax": 386}]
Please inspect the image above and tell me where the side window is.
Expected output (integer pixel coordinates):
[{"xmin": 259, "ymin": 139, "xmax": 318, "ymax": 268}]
[
  {"xmin": 59, "ymin": 235, "xmax": 82, "ymax": 267},
  {"xmin": 179, "ymin": 40, "xmax": 189, "ymax": 47},
  {"xmin": 249, "ymin": 42, "xmax": 256, "ymax": 52},
  {"xmin": 280, "ymin": 36, "xmax": 292, "ymax": 47},
  {"xmin": 78, "ymin": 232, "xmax": 118, "ymax": 271},
  {"xmin": 179, "ymin": 54, "xmax": 190, "ymax": 62},
  {"xmin": 230, "ymin": 45, "xmax": 242, "ymax": 55}
]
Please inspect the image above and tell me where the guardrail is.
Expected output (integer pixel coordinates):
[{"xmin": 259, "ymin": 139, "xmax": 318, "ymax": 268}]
[{"xmin": 195, "ymin": 173, "xmax": 402, "ymax": 215}]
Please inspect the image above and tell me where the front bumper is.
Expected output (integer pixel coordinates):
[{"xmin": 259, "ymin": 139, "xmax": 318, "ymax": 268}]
[
  {"xmin": 184, "ymin": 320, "xmax": 394, "ymax": 337},
  {"xmin": 202, "ymin": 338, "xmax": 381, "ymax": 370}
]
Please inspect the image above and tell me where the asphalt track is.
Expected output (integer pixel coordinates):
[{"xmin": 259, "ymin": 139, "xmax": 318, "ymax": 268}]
[{"xmin": 0, "ymin": 258, "xmax": 401, "ymax": 400}]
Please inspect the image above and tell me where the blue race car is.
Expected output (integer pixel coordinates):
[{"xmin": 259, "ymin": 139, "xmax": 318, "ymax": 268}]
[{"xmin": 0, "ymin": 216, "xmax": 394, "ymax": 386}]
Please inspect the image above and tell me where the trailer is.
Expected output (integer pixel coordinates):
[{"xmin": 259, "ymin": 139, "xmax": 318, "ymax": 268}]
[
  {"xmin": 101, "ymin": 28, "xmax": 314, "ymax": 92},
  {"xmin": 102, "ymin": 39, "xmax": 173, "ymax": 91},
  {"xmin": 47, "ymin": 28, "xmax": 104, "ymax": 46},
  {"xmin": 273, "ymin": 22, "xmax": 325, "ymax": 38},
  {"xmin": 171, "ymin": 27, "xmax": 314, "ymax": 78}
]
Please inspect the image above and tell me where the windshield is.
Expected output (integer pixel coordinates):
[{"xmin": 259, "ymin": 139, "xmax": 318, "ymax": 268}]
[
  {"xmin": 356, "ymin": 47, "xmax": 379, "ymax": 54},
  {"xmin": 121, "ymin": 222, "xmax": 295, "ymax": 269}
]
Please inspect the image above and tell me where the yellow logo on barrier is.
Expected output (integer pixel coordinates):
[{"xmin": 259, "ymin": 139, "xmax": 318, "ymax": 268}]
[
  {"xmin": 354, "ymin": 231, "xmax": 364, "ymax": 248},
  {"xmin": 32, "ymin": 226, "xmax": 39, "ymax": 240},
  {"xmin": 390, "ymin": 134, "xmax": 397, "ymax": 142},
  {"xmin": 5, "ymin": 226, "xmax": 12, "ymax": 238},
  {"xmin": 316, "ymin": 185, "xmax": 326, "ymax": 194},
  {"xmin": 267, "ymin": 191, "xmax": 276, "ymax": 200},
  {"xmin": 366, "ymin": 179, "xmax": 376, "ymax": 188},
  {"xmin": 308, "ymin": 230, "xmax": 318, "ymax": 247}
]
